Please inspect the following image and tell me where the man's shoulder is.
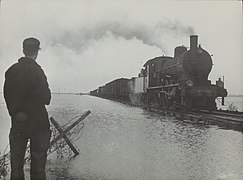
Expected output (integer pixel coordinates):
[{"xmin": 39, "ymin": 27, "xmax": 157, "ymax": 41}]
[
  {"xmin": 18, "ymin": 57, "xmax": 43, "ymax": 72},
  {"xmin": 5, "ymin": 62, "xmax": 20, "ymax": 75},
  {"xmin": 5, "ymin": 58, "xmax": 37, "ymax": 76},
  {"xmin": 5, "ymin": 57, "xmax": 46, "ymax": 80}
]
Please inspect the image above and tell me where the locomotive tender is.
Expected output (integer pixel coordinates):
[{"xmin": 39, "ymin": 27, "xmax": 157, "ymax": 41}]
[{"xmin": 90, "ymin": 35, "xmax": 227, "ymax": 111}]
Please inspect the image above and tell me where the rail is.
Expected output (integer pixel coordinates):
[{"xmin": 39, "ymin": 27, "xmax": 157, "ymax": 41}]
[{"xmin": 147, "ymin": 106, "xmax": 243, "ymax": 131}]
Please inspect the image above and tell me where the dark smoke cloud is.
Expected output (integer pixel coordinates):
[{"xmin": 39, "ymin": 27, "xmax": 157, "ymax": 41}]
[{"xmin": 48, "ymin": 19, "xmax": 195, "ymax": 54}]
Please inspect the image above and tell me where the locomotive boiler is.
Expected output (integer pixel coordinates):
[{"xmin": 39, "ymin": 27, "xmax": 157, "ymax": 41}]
[{"xmin": 145, "ymin": 35, "xmax": 227, "ymax": 110}]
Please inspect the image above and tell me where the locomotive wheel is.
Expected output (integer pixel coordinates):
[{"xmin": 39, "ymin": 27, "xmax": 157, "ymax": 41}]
[
  {"xmin": 206, "ymin": 98, "xmax": 217, "ymax": 110},
  {"xmin": 185, "ymin": 98, "xmax": 192, "ymax": 111},
  {"xmin": 158, "ymin": 92, "xmax": 167, "ymax": 109},
  {"xmin": 164, "ymin": 94, "xmax": 169, "ymax": 108}
]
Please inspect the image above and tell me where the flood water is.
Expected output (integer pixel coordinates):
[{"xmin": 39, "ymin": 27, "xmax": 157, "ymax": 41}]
[{"xmin": 1, "ymin": 94, "xmax": 243, "ymax": 180}]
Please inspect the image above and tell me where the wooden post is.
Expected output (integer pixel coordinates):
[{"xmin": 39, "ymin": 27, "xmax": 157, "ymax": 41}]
[
  {"xmin": 49, "ymin": 110, "xmax": 91, "ymax": 151},
  {"xmin": 50, "ymin": 117, "xmax": 80, "ymax": 156}
]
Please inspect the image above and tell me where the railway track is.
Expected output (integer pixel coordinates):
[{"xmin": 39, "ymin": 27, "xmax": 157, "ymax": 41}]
[
  {"xmin": 148, "ymin": 107, "xmax": 243, "ymax": 132},
  {"xmin": 193, "ymin": 110, "xmax": 243, "ymax": 123},
  {"xmin": 92, "ymin": 95, "xmax": 243, "ymax": 131},
  {"xmin": 193, "ymin": 109, "xmax": 243, "ymax": 118},
  {"xmin": 191, "ymin": 110, "xmax": 243, "ymax": 127}
]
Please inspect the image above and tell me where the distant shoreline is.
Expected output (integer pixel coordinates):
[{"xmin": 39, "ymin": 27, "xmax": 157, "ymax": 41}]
[
  {"xmin": 228, "ymin": 95, "xmax": 243, "ymax": 97},
  {"xmin": 0, "ymin": 92, "xmax": 88, "ymax": 95},
  {"xmin": 0, "ymin": 92, "xmax": 242, "ymax": 97}
]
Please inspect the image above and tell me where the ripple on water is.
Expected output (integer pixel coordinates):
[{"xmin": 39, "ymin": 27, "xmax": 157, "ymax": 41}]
[{"xmin": 1, "ymin": 94, "xmax": 243, "ymax": 180}]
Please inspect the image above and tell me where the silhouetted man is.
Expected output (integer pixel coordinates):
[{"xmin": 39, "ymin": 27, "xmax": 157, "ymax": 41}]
[{"xmin": 4, "ymin": 37, "xmax": 51, "ymax": 180}]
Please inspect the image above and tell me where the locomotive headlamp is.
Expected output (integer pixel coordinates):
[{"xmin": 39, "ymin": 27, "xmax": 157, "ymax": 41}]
[
  {"xmin": 217, "ymin": 81, "xmax": 224, "ymax": 88},
  {"xmin": 186, "ymin": 80, "xmax": 193, "ymax": 87},
  {"xmin": 216, "ymin": 78, "xmax": 224, "ymax": 88}
]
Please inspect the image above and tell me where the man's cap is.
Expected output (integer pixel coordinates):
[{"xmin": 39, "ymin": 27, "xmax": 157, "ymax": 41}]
[{"xmin": 23, "ymin": 37, "xmax": 41, "ymax": 52}]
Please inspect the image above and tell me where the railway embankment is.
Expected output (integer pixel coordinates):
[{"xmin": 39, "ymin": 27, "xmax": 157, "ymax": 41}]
[{"xmin": 91, "ymin": 94, "xmax": 243, "ymax": 132}]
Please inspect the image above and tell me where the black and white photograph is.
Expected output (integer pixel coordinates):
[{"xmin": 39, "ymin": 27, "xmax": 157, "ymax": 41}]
[{"xmin": 0, "ymin": 0, "xmax": 243, "ymax": 179}]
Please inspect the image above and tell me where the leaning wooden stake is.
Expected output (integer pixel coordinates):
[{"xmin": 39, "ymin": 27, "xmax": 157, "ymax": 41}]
[
  {"xmin": 50, "ymin": 117, "xmax": 80, "ymax": 156},
  {"xmin": 49, "ymin": 110, "xmax": 91, "ymax": 154}
]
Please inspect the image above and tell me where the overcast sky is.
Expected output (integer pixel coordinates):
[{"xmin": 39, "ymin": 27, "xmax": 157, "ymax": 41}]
[{"xmin": 0, "ymin": 0, "xmax": 242, "ymax": 94}]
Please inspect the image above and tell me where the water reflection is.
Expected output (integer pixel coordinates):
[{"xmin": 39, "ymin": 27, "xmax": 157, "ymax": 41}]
[
  {"xmin": 44, "ymin": 94, "xmax": 243, "ymax": 180},
  {"xmin": 45, "ymin": 96, "xmax": 243, "ymax": 179},
  {"xmin": 0, "ymin": 94, "xmax": 241, "ymax": 180},
  {"xmin": 0, "ymin": 93, "xmax": 242, "ymax": 179}
]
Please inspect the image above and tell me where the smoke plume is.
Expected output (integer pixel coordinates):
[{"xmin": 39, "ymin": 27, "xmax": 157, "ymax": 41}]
[{"xmin": 48, "ymin": 19, "xmax": 195, "ymax": 54}]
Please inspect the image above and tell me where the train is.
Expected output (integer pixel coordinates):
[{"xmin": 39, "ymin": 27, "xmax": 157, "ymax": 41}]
[{"xmin": 90, "ymin": 35, "xmax": 227, "ymax": 111}]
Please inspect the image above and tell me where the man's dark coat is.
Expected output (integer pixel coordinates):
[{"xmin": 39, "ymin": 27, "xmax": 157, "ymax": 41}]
[{"xmin": 4, "ymin": 57, "xmax": 51, "ymax": 133}]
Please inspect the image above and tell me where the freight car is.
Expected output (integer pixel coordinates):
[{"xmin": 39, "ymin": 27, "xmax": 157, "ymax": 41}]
[
  {"xmin": 90, "ymin": 76, "xmax": 147, "ymax": 104},
  {"xmin": 90, "ymin": 78, "xmax": 131, "ymax": 101},
  {"xmin": 90, "ymin": 35, "xmax": 227, "ymax": 111}
]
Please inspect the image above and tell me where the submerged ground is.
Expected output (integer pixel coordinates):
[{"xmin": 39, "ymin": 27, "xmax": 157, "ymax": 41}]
[{"xmin": 0, "ymin": 94, "xmax": 243, "ymax": 180}]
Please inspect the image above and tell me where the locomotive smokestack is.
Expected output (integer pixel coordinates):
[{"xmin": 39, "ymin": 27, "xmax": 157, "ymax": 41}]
[{"xmin": 190, "ymin": 35, "xmax": 198, "ymax": 49}]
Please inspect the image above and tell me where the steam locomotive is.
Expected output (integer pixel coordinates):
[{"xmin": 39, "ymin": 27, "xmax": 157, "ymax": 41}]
[{"xmin": 90, "ymin": 35, "xmax": 227, "ymax": 111}]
